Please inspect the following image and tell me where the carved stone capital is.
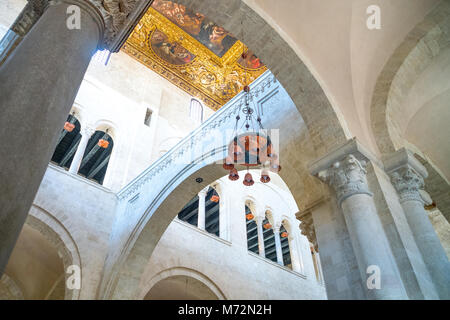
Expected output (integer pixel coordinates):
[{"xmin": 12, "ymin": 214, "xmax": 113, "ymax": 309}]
[
  {"xmin": 384, "ymin": 148, "xmax": 429, "ymax": 204},
  {"xmin": 321, "ymin": 154, "xmax": 372, "ymax": 205},
  {"xmin": 296, "ymin": 211, "xmax": 318, "ymax": 251},
  {"xmin": 390, "ymin": 167, "xmax": 425, "ymax": 204},
  {"xmin": 308, "ymin": 139, "xmax": 377, "ymax": 206},
  {"xmin": 16, "ymin": 0, "xmax": 150, "ymax": 50}
]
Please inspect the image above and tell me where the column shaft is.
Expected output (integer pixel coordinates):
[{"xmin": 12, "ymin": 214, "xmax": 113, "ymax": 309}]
[
  {"xmin": 274, "ymin": 228, "xmax": 284, "ymax": 265},
  {"xmin": 323, "ymin": 154, "xmax": 407, "ymax": 299},
  {"xmin": 197, "ymin": 189, "xmax": 207, "ymax": 230},
  {"xmin": 69, "ymin": 128, "xmax": 93, "ymax": 174},
  {"xmin": 256, "ymin": 217, "xmax": 265, "ymax": 257},
  {"xmin": 390, "ymin": 165, "xmax": 450, "ymax": 299},
  {"xmin": 0, "ymin": 1, "xmax": 103, "ymax": 274},
  {"xmin": 402, "ymin": 199, "xmax": 450, "ymax": 298}
]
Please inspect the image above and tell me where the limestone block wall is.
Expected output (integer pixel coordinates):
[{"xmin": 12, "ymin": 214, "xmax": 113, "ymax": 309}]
[{"xmin": 31, "ymin": 164, "xmax": 118, "ymax": 299}]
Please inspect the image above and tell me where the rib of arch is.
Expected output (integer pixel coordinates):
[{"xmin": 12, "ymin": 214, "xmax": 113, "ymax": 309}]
[
  {"xmin": 27, "ymin": 205, "xmax": 82, "ymax": 300},
  {"xmin": 139, "ymin": 267, "xmax": 226, "ymax": 300}
]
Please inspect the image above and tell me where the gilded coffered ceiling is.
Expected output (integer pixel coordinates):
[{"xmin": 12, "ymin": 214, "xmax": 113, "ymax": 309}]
[{"xmin": 122, "ymin": 0, "xmax": 267, "ymax": 111}]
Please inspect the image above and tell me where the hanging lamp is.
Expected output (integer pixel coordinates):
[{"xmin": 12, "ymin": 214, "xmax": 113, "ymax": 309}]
[
  {"xmin": 210, "ymin": 189, "xmax": 220, "ymax": 203},
  {"xmin": 223, "ymin": 10, "xmax": 279, "ymax": 186},
  {"xmin": 64, "ymin": 122, "xmax": 75, "ymax": 132}
]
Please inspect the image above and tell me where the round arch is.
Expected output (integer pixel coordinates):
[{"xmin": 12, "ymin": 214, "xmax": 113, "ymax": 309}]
[
  {"xmin": 369, "ymin": 0, "xmax": 450, "ymax": 222},
  {"xmin": 172, "ymin": 0, "xmax": 348, "ymax": 157},
  {"xmin": 370, "ymin": 0, "xmax": 450, "ymax": 155},
  {"xmin": 140, "ymin": 267, "xmax": 226, "ymax": 300},
  {"xmin": 26, "ymin": 205, "xmax": 82, "ymax": 300}
]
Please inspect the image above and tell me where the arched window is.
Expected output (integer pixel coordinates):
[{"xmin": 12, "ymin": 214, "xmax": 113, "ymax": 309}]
[
  {"xmin": 189, "ymin": 98, "xmax": 203, "ymax": 124},
  {"xmin": 77, "ymin": 130, "xmax": 114, "ymax": 185},
  {"xmin": 51, "ymin": 114, "xmax": 81, "ymax": 170},
  {"xmin": 262, "ymin": 215, "xmax": 277, "ymax": 263},
  {"xmin": 245, "ymin": 205, "xmax": 259, "ymax": 254},
  {"xmin": 279, "ymin": 224, "xmax": 292, "ymax": 269},
  {"xmin": 177, "ymin": 186, "xmax": 220, "ymax": 237}
]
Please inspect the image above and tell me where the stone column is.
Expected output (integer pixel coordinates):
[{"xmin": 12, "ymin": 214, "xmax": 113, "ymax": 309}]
[
  {"xmin": 197, "ymin": 188, "xmax": 208, "ymax": 230},
  {"xmin": 0, "ymin": 0, "xmax": 104, "ymax": 274},
  {"xmin": 287, "ymin": 234, "xmax": 302, "ymax": 273},
  {"xmin": 309, "ymin": 140, "xmax": 407, "ymax": 299},
  {"xmin": 273, "ymin": 225, "xmax": 284, "ymax": 266},
  {"xmin": 255, "ymin": 215, "xmax": 266, "ymax": 257},
  {"xmin": 69, "ymin": 126, "xmax": 95, "ymax": 174},
  {"xmin": 385, "ymin": 149, "xmax": 450, "ymax": 299}
]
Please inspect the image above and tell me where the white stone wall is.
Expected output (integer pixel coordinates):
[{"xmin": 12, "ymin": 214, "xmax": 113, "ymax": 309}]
[
  {"xmin": 137, "ymin": 170, "xmax": 326, "ymax": 299},
  {"xmin": 72, "ymin": 51, "xmax": 214, "ymax": 192}
]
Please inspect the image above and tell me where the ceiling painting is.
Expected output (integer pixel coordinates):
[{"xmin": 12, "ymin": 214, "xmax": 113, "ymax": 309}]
[{"xmin": 122, "ymin": 0, "xmax": 267, "ymax": 111}]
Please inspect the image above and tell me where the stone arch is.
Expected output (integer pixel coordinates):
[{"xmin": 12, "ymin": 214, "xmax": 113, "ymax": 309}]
[
  {"xmin": 370, "ymin": 0, "xmax": 450, "ymax": 155},
  {"xmin": 101, "ymin": 70, "xmax": 330, "ymax": 298},
  {"xmin": 243, "ymin": 196, "xmax": 258, "ymax": 217},
  {"xmin": 171, "ymin": 0, "xmax": 348, "ymax": 157},
  {"xmin": 69, "ymin": 104, "xmax": 85, "ymax": 127},
  {"xmin": 369, "ymin": 0, "xmax": 450, "ymax": 221},
  {"xmin": 26, "ymin": 205, "xmax": 82, "ymax": 300},
  {"xmin": 140, "ymin": 267, "xmax": 226, "ymax": 300},
  {"xmin": 93, "ymin": 119, "xmax": 118, "ymax": 141}
]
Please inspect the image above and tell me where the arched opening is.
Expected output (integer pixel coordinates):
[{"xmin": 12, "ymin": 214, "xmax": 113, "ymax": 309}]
[
  {"xmin": 77, "ymin": 130, "xmax": 114, "ymax": 185},
  {"xmin": 262, "ymin": 211, "xmax": 276, "ymax": 263},
  {"xmin": 50, "ymin": 114, "xmax": 81, "ymax": 170},
  {"xmin": 177, "ymin": 186, "xmax": 220, "ymax": 237},
  {"xmin": 279, "ymin": 223, "xmax": 291, "ymax": 269},
  {"xmin": 144, "ymin": 275, "xmax": 219, "ymax": 300},
  {"xmin": 245, "ymin": 204, "xmax": 258, "ymax": 255},
  {"xmin": 2, "ymin": 223, "xmax": 65, "ymax": 300}
]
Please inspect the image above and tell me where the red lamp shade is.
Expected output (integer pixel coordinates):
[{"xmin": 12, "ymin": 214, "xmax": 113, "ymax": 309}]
[
  {"xmin": 246, "ymin": 213, "xmax": 254, "ymax": 220},
  {"xmin": 64, "ymin": 122, "xmax": 75, "ymax": 132},
  {"xmin": 98, "ymin": 139, "xmax": 109, "ymax": 149},
  {"xmin": 281, "ymin": 232, "xmax": 288, "ymax": 238},
  {"xmin": 243, "ymin": 172, "xmax": 254, "ymax": 186},
  {"xmin": 263, "ymin": 223, "xmax": 272, "ymax": 230},
  {"xmin": 228, "ymin": 168, "xmax": 239, "ymax": 181},
  {"xmin": 260, "ymin": 170, "xmax": 270, "ymax": 183},
  {"xmin": 210, "ymin": 195, "xmax": 220, "ymax": 203},
  {"xmin": 222, "ymin": 157, "xmax": 234, "ymax": 170}
]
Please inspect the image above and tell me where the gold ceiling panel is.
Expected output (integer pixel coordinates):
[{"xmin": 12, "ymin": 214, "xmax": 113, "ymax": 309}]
[{"xmin": 122, "ymin": 2, "xmax": 267, "ymax": 111}]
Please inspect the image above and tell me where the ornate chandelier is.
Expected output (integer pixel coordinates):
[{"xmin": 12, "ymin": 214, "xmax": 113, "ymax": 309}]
[{"xmin": 222, "ymin": 64, "xmax": 280, "ymax": 186}]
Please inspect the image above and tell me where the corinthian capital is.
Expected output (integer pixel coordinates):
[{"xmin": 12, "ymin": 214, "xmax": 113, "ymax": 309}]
[
  {"xmin": 322, "ymin": 154, "xmax": 372, "ymax": 205},
  {"xmin": 18, "ymin": 0, "xmax": 148, "ymax": 50},
  {"xmin": 384, "ymin": 148, "xmax": 429, "ymax": 204},
  {"xmin": 390, "ymin": 167, "xmax": 425, "ymax": 203}
]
